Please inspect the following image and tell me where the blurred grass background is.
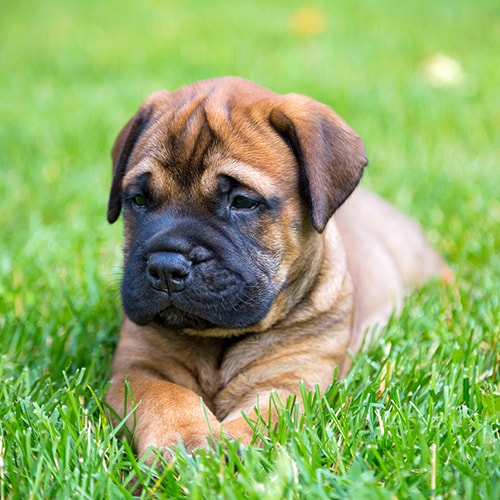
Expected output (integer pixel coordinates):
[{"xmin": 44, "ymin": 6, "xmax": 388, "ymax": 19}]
[{"xmin": 0, "ymin": 0, "xmax": 498, "ymax": 497}]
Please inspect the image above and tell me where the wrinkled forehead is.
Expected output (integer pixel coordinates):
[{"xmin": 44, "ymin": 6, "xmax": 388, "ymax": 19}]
[
  {"xmin": 122, "ymin": 100, "xmax": 298, "ymax": 199},
  {"xmin": 123, "ymin": 155, "xmax": 283, "ymax": 200}
]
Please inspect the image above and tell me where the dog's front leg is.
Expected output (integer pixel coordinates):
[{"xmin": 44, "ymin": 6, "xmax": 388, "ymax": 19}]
[
  {"xmin": 221, "ymin": 389, "xmax": 292, "ymax": 446},
  {"xmin": 106, "ymin": 369, "xmax": 225, "ymax": 461}
]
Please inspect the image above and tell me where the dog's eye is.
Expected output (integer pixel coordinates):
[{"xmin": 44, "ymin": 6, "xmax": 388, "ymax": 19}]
[
  {"xmin": 230, "ymin": 195, "xmax": 258, "ymax": 210},
  {"xmin": 131, "ymin": 194, "xmax": 148, "ymax": 208}
]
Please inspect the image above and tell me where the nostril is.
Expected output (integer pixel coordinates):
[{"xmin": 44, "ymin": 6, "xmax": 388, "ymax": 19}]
[
  {"xmin": 170, "ymin": 270, "xmax": 187, "ymax": 282},
  {"xmin": 148, "ymin": 268, "xmax": 160, "ymax": 281},
  {"xmin": 146, "ymin": 264, "xmax": 163, "ymax": 291},
  {"xmin": 146, "ymin": 252, "xmax": 191, "ymax": 294}
]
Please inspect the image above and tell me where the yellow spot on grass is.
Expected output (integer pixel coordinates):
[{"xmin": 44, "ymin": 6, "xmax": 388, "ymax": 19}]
[{"xmin": 290, "ymin": 7, "xmax": 327, "ymax": 37}]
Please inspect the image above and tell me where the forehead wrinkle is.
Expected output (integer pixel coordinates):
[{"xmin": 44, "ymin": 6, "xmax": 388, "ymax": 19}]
[
  {"xmin": 122, "ymin": 157, "xmax": 171, "ymax": 195},
  {"xmin": 203, "ymin": 160, "xmax": 279, "ymax": 198},
  {"xmin": 123, "ymin": 158, "xmax": 155, "ymax": 185}
]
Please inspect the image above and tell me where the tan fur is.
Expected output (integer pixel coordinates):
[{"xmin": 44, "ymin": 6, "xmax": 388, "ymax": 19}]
[{"xmin": 105, "ymin": 77, "xmax": 449, "ymax": 460}]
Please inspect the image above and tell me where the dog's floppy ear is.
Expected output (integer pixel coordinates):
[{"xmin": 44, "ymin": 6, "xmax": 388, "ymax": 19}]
[
  {"xmin": 107, "ymin": 106, "xmax": 154, "ymax": 223},
  {"xmin": 108, "ymin": 91, "xmax": 174, "ymax": 223},
  {"xmin": 269, "ymin": 94, "xmax": 368, "ymax": 232}
]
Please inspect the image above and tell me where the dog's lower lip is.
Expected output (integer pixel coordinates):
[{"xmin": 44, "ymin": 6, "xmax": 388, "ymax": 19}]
[{"xmin": 155, "ymin": 308, "xmax": 215, "ymax": 330}]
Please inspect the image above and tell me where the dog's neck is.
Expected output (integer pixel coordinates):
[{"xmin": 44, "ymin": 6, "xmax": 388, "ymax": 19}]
[{"xmin": 276, "ymin": 220, "xmax": 352, "ymax": 327}]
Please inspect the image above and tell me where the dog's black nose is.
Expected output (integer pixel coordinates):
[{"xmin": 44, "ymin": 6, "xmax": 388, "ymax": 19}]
[{"xmin": 146, "ymin": 252, "xmax": 191, "ymax": 294}]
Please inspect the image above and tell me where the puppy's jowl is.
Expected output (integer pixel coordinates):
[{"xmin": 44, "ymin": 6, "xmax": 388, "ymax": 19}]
[{"xmin": 106, "ymin": 77, "xmax": 448, "ymax": 460}]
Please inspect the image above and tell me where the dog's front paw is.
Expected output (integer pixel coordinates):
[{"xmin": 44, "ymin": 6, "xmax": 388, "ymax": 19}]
[{"xmin": 137, "ymin": 419, "xmax": 231, "ymax": 465}]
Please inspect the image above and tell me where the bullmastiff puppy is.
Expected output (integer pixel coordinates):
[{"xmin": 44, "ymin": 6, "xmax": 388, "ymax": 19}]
[{"xmin": 106, "ymin": 76, "xmax": 448, "ymax": 460}]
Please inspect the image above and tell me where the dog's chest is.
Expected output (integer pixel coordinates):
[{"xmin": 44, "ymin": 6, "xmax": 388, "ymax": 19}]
[{"xmin": 178, "ymin": 335, "xmax": 260, "ymax": 405}]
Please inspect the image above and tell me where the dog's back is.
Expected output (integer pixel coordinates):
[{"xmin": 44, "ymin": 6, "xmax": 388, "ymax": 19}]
[{"xmin": 334, "ymin": 187, "xmax": 450, "ymax": 352}]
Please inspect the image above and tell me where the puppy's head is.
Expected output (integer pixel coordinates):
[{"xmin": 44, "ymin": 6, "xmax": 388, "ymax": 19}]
[{"xmin": 108, "ymin": 77, "xmax": 367, "ymax": 335}]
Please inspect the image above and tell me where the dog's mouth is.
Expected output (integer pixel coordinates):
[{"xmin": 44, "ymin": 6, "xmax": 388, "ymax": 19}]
[
  {"xmin": 122, "ymin": 276, "xmax": 276, "ymax": 332},
  {"xmin": 153, "ymin": 306, "xmax": 216, "ymax": 330},
  {"xmin": 121, "ymin": 234, "xmax": 279, "ymax": 333}
]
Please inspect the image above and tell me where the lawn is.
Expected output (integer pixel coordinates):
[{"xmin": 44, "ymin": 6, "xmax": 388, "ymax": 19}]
[{"xmin": 0, "ymin": 0, "xmax": 498, "ymax": 498}]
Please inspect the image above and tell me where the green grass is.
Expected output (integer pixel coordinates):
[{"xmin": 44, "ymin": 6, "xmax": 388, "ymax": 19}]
[{"xmin": 1, "ymin": 0, "xmax": 498, "ymax": 497}]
